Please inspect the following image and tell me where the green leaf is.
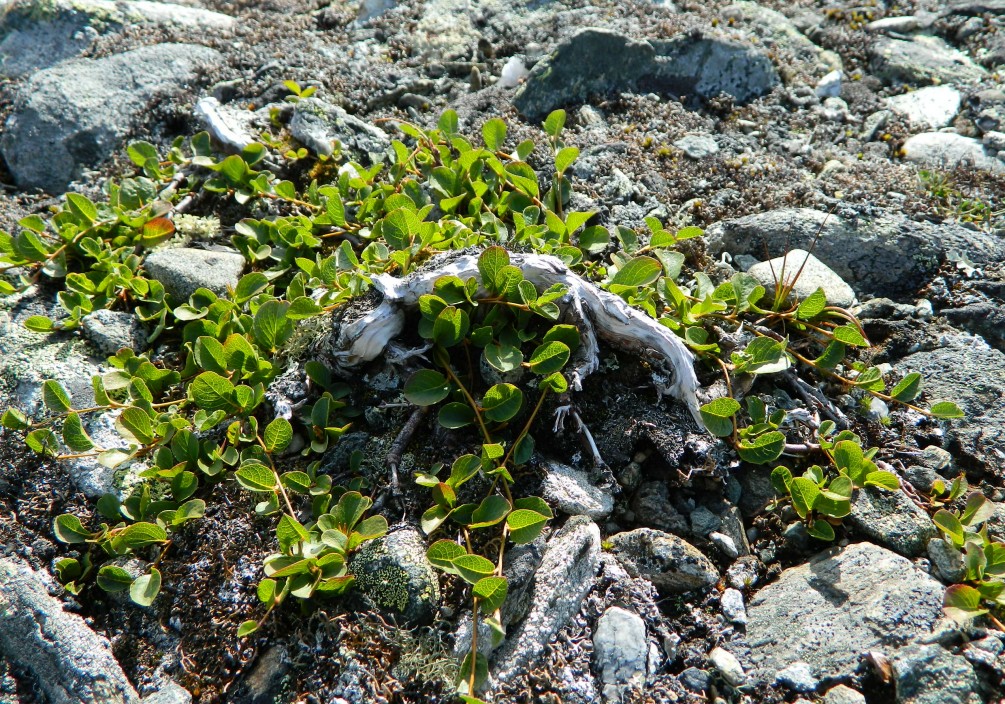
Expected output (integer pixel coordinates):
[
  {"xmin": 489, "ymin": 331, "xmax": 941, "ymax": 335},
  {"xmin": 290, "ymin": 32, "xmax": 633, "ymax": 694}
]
[
  {"xmin": 699, "ymin": 397, "xmax": 740, "ymax": 438},
  {"xmin": 234, "ymin": 272, "xmax": 270, "ymax": 303},
  {"xmin": 944, "ymin": 584, "xmax": 988, "ymax": 623},
  {"xmin": 541, "ymin": 324, "xmax": 580, "ymax": 352},
  {"xmin": 543, "ymin": 109, "xmax": 566, "ymax": 137},
  {"xmin": 482, "ymin": 118, "xmax": 507, "ymax": 152},
  {"xmin": 66, "ymin": 193, "xmax": 98, "ymax": 223},
  {"xmin": 863, "ymin": 471, "xmax": 900, "ymax": 491},
  {"xmin": 113, "ymin": 522, "xmax": 168, "ymax": 550},
  {"xmin": 438, "ymin": 109, "xmax": 459, "ymax": 135},
  {"xmin": 610, "ymin": 257, "xmax": 662, "ymax": 287},
  {"xmin": 26, "ymin": 428, "xmax": 60, "ymax": 456},
  {"xmin": 433, "ymin": 307, "xmax": 470, "ymax": 348},
  {"xmin": 506, "ymin": 508, "xmax": 549, "ymax": 544},
  {"xmin": 62, "ymin": 412, "xmax": 95, "ymax": 452},
  {"xmin": 194, "ymin": 337, "xmax": 228, "ymax": 374},
  {"xmin": 451, "ymin": 553, "xmax": 495, "ymax": 584},
  {"xmin": 404, "ymin": 369, "xmax": 451, "ymax": 406},
  {"xmin": 277, "ymin": 514, "xmax": 309, "ymax": 553},
  {"xmin": 1, "ymin": 408, "xmax": 29, "ymax": 431},
  {"xmin": 97, "ymin": 565, "xmax": 134, "ymax": 592},
  {"xmin": 473, "ymin": 576, "xmax": 508, "ymax": 613},
  {"xmin": 421, "ymin": 504, "xmax": 450, "ymax": 535},
  {"xmin": 257, "ymin": 578, "xmax": 278, "ymax": 604},
  {"xmin": 129, "ymin": 568, "xmax": 161, "ymax": 606},
  {"xmin": 53, "ymin": 514, "xmax": 92, "ymax": 543},
  {"xmin": 478, "ymin": 246, "xmax": 510, "ymax": 292},
  {"xmin": 438, "ymin": 402, "xmax": 475, "ymax": 428},
  {"xmin": 447, "ymin": 454, "xmax": 482, "ymax": 488},
  {"xmin": 24, "ymin": 315, "xmax": 54, "ymax": 333},
  {"xmin": 117, "ymin": 406, "xmax": 155, "ymax": 445},
  {"xmin": 253, "ymin": 300, "xmax": 294, "ymax": 353},
  {"xmin": 555, "ymin": 146, "xmax": 579, "ymax": 173},
  {"xmin": 481, "ymin": 384, "xmax": 523, "ymax": 422},
  {"xmin": 426, "ymin": 540, "xmax": 467, "ymax": 574},
  {"xmin": 961, "ymin": 492, "xmax": 996, "ymax": 528},
  {"xmin": 263, "ymin": 418, "xmax": 293, "ymax": 453},
  {"xmin": 931, "ymin": 402, "xmax": 964, "ymax": 419},
  {"xmin": 485, "ymin": 342, "xmax": 523, "ymax": 373},
  {"xmin": 796, "ymin": 288, "xmax": 827, "ymax": 320},
  {"xmin": 770, "ymin": 466, "xmax": 793, "ymax": 494},
  {"xmin": 469, "ymin": 495, "xmax": 511, "ymax": 529},
  {"xmin": 890, "ymin": 372, "xmax": 922, "ymax": 402},
  {"xmin": 190, "ymin": 372, "xmax": 235, "ymax": 412},
  {"xmin": 236, "ymin": 462, "xmax": 277, "ymax": 492},
  {"xmin": 737, "ymin": 431, "xmax": 785, "ymax": 465},
  {"xmin": 538, "ymin": 372, "xmax": 568, "ymax": 393},
  {"xmin": 933, "ymin": 509, "xmax": 965, "ymax": 546},
  {"xmin": 806, "ymin": 519, "xmax": 836, "ymax": 541},
  {"xmin": 833, "ymin": 325, "xmax": 869, "ymax": 347},
  {"xmin": 789, "ymin": 477, "xmax": 820, "ymax": 519},
  {"xmin": 42, "ymin": 380, "xmax": 72, "ymax": 413},
  {"xmin": 814, "ymin": 340, "xmax": 846, "ymax": 370},
  {"xmin": 528, "ymin": 341, "xmax": 570, "ymax": 375},
  {"xmin": 237, "ymin": 620, "xmax": 260, "ymax": 637},
  {"xmin": 287, "ymin": 296, "xmax": 322, "ymax": 320}
]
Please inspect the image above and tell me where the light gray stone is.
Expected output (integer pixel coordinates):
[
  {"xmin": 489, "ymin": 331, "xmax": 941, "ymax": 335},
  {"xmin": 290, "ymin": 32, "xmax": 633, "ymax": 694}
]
[
  {"xmin": 0, "ymin": 558, "xmax": 140, "ymax": 704},
  {"xmin": 892, "ymin": 644, "xmax": 978, "ymax": 704},
  {"xmin": 1, "ymin": 44, "xmax": 221, "ymax": 192},
  {"xmin": 141, "ymin": 682, "xmax": 191, "ymax": 704},
  {"xmin": 896, "ymin": 333, "xmax": 1005, "ymax": 471},
  {"xmin": 592, "ymin": 606, "xmax": 647, "ymax": 699},
  {"xmin": 902, "ymin": 132, "xmax": 1005, "ymax": 173},
  {"xmin": 290, "ymin": 98, "xmax": 390, "ymax": 163},
  {"xmin": 870, "ymin": 36, "xmax": 987, "ymax": 86},
  {"xmin": 775, "ymin": 661, "xmax": 818, "ymax": 693},
  {"xmin": 356, "ymin": 0, "xmax": 396, "ymax": 23},
  {"xmin": 816, "ymin": 70, "xmax": 842, "ymax": 98},
  {"xmin": 514, "ymin": 28, "xmax": 778, "ymax": 120},
  {"xmin": 492, "ymin": 516, "xmax": 601, "ymax": 684},
  {"xmin": 886, "ymin": 86, "xmax": 961, "ymax": 130},
  {"xmin": 674, "ymin": 134, "xmax": 719, "ymax": 159},
  {"xmin": 709, "ymin": 532, "xmax": 739, "ymax": 560},
  {"xmin": 847, "ymin": 486, "xmax": 937, "ymax": 557},
  {"xmin": 350, "ymin": 528, "xmax": 440, "ymax": 625},
  {"xmin": 709, "ymin": 647, "xmax": 745, "ymax": 687},
  {"xmin": 541, "ymin": 461, "xmax": 614, "ymax": 519},
  {"xmin": 747, "ymin": 249, "xmax": 857, "ymax": 309},
  {"xmin": 81, "ymin": 309, "xmax": 146, "ymax": 357},
  {"xmin": 824, "ymin": 685, "xmax": 866, "ymax": 704},
  {"xmin": 609, "ymin": 528, "xmax": 718, "ymax": 594},
  {"xmin": 706, "ymin": 208, "xmax": 1005, "ymax": 299},
  {"xmin": 740, "ymin": 543, "xmax": 953, "ymax": 685},
  {"xmin": 927, "ymin": 538, "xmax": 966, "ymax": 583},
  {"xmin": 721, "ymin": 587, "xmax": 747, "ymax": 625},
  {"xmin": 143, "ymin": 248, "xmax": 245, "ymax": 302}
]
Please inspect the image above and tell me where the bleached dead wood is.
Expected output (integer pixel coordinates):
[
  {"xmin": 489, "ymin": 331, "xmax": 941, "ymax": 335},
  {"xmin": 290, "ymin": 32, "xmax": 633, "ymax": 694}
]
[{"xmin": 332, "ymin": 253, "xmax": 705, "ymax": 429}]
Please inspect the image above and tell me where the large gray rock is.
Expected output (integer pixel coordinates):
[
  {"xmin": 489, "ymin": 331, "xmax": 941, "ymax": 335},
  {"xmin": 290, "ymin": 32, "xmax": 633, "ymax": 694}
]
[
  {"xmin": 901, "ymin": 132, "xmax": 1005, "ymax": 174},
  {"xmin": 608, "ymin": 528, "xmax": 718, "ymax": 594},
  {"xmin": 740, "ymin": 543, "xmax": 952, "ymax": 685},
  {"xmin": 143, "ymin": 248, "xmax": 245, "ymax": 302},
  {"xmin": 289, "ymin": 98, "xmax": 390, "ymax": 164},
  {"xmin": 705, "ymin": 208, "xmax": 1005, "ymax": 299},
  {"xmin": 514, "ymin": 28, "xmax": 778, "ymax": 120},
  {"xmin": 746, "ymin": 249, "xmax": 857, "ymax": 308},
  {"xmin": 895, "ymin": 333, "xmax": 1005, "ymax": 471},
  {"xmin": 0, "ymin": 558, "xmax": 140, "ymax": 703},
  {"xmin": 592, "ymin": 606, "xmax": 648, "ymax": 700},
  {"xmin": 892, "ymin": 643, "xmax": 978, "ymax": 704},
  {"xmin": 870, "ymin": 36, "xmax": 987, "ymax": 86},
  {"xmin": 492, "ymin": 516, "xmax": 601, "ymax": 684},
  {"xmin": 886, "ymin": 86, "xmax": 962, "ymax": 130},
  {"xmin": 847, "ymin": 486, "xmax": 937, "ymax": 557},
  {"xmin": 1, "ymin": 43, "xmax": 220, "ymax": 192},
  {"xmin": 350, "ymin": 527, "xmax": 440, "ymax": 625}
]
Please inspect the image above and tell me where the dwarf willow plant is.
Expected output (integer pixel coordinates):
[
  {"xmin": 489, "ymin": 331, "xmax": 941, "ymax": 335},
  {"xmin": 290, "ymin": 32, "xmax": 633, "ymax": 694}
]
[
  {"xmin": 400, "ymin": 247, "xmax": 572, "ymax": 696},
  {"xmin": 0, "ymin": 96, "xmax": 976, "ymax": 683}
]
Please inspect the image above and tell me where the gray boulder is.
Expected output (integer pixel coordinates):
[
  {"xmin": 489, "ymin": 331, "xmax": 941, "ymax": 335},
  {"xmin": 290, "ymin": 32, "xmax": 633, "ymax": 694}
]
[
  {"xmin": 608, "ymin": 528, "xmax": 718, "ymax": 594},
  {"xmin": 0, "ymin": 558, "xmax": 140, "ymax": 704},
  {"xmin": 514, "ymin": 28, "xmax": 778, "ymax": 120},
  {"xmin": 895, "ymin": 333, "xmax": 1005, "ymax": 471},
  {"xmin": 886, "ymin": 86, "xmax": 962, "ymax": 130},
  {"xmin": 892, "ymin": 643, "xmax": 978, "ymax": 704},
  {"xmin": 492, "ymin": 516, "xmax": 601, "ymax": 684},
  {"xmin": 143, "ymin": 248, "xmax": 245, "ymax": 302},
  {"xmin": 747, "ymin": 249, "xmax": 857, "ymax": 309},
  {"xmin": 740, "ymin": 542, "xmax": 952, "ymax": 685},
  {"xmin": 847, "ymin": 486, "xmax": 936, "ymax": 557},
  {"xmin": 350, "ymin": 527, "xmax": 440, "ymax": 625},
  {"xmin": 870, "ymin": 36, "xmax": 987, "ymax": 86},
  {"xmin": 81, "ymin": 309, "xmax": 147, "ymax": 357},
  {"xmin": 705, "ymin": 208, "xmax": 1005, "ymax": 299},
  {"xmin": 289, "ymin": 98, "xmax": 390, "ymax": 164},
  {"xmin": 1, "ymin": 43, "xmax": 221, "ymax": 192},
  {"xmin": 541, "ymin": 460, "xmax": 613, "ymax": 520},
  {"xmin": 592, "ymin": 606, "xmax": 648, "ymax": 700},
  {"xmin": 901, "ymin": 132, "xmax": 1005, "ymax": 174}
]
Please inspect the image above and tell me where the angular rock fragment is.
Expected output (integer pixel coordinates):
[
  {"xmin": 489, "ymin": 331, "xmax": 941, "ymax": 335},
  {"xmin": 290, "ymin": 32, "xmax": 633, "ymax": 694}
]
[
  {"xmin": 143, "ymin": 248, "xmax": 245, "ymax": 302},
  {"xmin": 350, "ymin": 528, "xmax": 440, "ymax": 625},
  {"xmin": 608, "ymin": 528, "xmax": 718, "ymax": 594}
]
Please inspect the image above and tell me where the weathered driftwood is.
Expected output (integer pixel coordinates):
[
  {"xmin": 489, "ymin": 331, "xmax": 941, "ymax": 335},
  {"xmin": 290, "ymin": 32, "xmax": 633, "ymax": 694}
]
[{"xmin": 331, "ymin": 253, "xmax": 705, "ymax": 429}]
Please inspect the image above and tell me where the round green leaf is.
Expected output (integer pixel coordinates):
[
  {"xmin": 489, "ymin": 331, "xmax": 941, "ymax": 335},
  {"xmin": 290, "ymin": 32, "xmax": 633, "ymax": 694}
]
[
  {"xmin": 190, "ymin": 371, "xmax": 235, "ymax": 412},
  {"xmin": 427, "ymin": 540, "xmax": 466, "ymax": 573},
  {"xmin": 451, "ymin": 553, "xmax": 495, "ymax": 584},
  {"xmin": 481, "ymin": 384, "xmax": 523, "ymax": 423},
  {"xmin": 62, "ymin": 412, "xmax": 95, "ymax": 452},
  {"xmin": 473, "ymin": 576, "xmax": 508, "ymax": 613},
  {"xmin": 439, "ymin": 402, "xmax": 475, "ymax": 429},
  {"xmin": 404, "ymin": 369, "xmax": 451, "ymax": 406},
  {"xmin": 528, "ymin": 341, "xmax": 570, "ymax": 375},
  {"xmin": 485, "ymin": 343, "xmax": 523, "ymax": 373},
  {"xmin": 506, "ymin": 508, "xmax": 549, "ymax": 544},
  {"xmin": 129, "ymin": 568, "xmax": 161, "ymax": 606},
  {"xmin": 54, "ymin": 514, "xmax": 92, "ymax": 543},
  {"xmin": 610, "ymin": 257, "xmax": 662, "ymax": 287},
  {"xmin": 432, "ymin": 306, "xmax": 470, "ymax": 348},
  {"xmin": 737, "ymin": 431, "xmax": 786, "ymax": 465},
  {"xmin": 236, "ymin": 462, "xmax": 277, "ymax": 492},
  {"xmin": 469, "ymin": 495, "xmax": 511, "ymax": 529},
  {"xmin": 97, "ymin": 565, "xmax": 134, "ymax": 592},
  {"xmin": 264, "ymin": 417, "xmax": 293, "ymax": 453}
]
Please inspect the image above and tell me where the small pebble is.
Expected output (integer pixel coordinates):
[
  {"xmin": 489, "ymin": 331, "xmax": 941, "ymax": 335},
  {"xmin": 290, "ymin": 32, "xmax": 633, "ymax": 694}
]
[
  {"xmin": 709, "ymin": 647, "xmax": 746, "ymax": 687},
  {"xmin": 721, "ymin": 588, "xmax": 747, "ymax": 625}
]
